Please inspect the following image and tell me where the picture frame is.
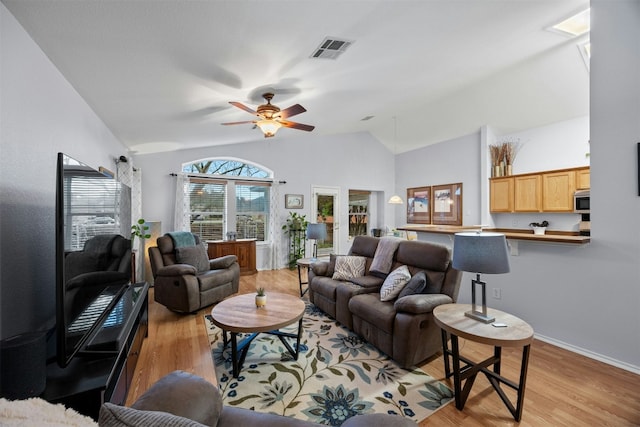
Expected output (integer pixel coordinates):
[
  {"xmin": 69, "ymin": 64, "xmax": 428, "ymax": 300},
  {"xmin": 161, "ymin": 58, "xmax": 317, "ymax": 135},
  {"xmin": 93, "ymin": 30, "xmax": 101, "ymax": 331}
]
[
  {"xmin": 431, "ymin": 182, "xmax": 463, "ymax": 226},
  {"xmin": 406, "ymin": 186, "xmax": 431, "ymax": 224},
  {"xmin": 285, "ymin": 194, "xmax": 304, "ymax": 209}
]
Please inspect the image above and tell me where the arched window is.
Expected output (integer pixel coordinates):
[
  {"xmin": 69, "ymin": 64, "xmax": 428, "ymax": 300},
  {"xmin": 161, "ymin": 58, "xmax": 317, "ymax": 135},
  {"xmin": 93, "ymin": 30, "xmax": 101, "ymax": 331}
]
[{"xmin": 181, "ymin": 158, "xmax": 273, "ymax": 242}]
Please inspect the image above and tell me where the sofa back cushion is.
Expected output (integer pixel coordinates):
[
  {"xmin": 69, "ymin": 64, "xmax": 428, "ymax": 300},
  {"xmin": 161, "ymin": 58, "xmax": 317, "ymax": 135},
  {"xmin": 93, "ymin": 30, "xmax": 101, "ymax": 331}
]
[{"xmin": 395, "ymin": 240, "xmax": 451, "ymax": 294}]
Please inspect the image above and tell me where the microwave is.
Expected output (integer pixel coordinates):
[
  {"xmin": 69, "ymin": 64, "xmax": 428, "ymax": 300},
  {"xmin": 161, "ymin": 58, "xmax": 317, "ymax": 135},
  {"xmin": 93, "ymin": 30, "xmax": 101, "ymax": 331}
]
[{"xmin": 574, "ymin": 190, "xmax": 590, "ymax": 213}]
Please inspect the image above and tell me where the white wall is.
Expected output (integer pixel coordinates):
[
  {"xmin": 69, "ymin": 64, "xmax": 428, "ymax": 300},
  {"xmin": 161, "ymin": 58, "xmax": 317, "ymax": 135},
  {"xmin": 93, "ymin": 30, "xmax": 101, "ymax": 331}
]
[
  {"xmin": 392, "ymin": 2, "xmax": 640, "ymax": 372},
  {"xmin": 133, "ymin": 131, "xmax": 397, "ymax": 269},
  {"xmin": 0, "ymin": 4, "xmax": 129, "ymax": 339}
]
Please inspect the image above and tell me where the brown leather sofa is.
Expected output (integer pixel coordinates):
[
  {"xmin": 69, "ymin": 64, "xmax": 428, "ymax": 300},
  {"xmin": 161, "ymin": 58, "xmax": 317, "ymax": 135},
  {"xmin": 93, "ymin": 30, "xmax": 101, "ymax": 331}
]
[
  {"xmin": 308, "ymin": 236, "xmax": 461, "ymax": 368},
  {"xmin": 99, "ymin": 370, "xmax": 418, "ymax": 426},
  {"xmin": 148, "ymin": 233, "xmax": 240, "ymax": 312}
]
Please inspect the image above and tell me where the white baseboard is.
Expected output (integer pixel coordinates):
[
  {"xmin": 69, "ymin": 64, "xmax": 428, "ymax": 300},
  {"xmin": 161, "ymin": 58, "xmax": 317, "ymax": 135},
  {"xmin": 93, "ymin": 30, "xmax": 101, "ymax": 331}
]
[{"xmin": 534, "ymin": 333, "xmax": 640, "ymax": 375}]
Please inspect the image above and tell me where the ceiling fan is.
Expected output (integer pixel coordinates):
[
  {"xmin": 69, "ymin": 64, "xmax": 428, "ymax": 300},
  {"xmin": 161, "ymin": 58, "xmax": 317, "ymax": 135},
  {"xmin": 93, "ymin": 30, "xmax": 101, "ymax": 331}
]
[{"xmin": 222, "ymin": 92, "xmax": 315, "ymax": 138}]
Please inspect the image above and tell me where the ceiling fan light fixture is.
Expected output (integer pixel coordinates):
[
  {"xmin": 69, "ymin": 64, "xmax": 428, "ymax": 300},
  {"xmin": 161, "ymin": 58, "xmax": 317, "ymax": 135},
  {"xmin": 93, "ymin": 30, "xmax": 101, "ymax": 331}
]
[{"xmin": 257, "ymin": 119, "xmax": 282, "ymax": 138}]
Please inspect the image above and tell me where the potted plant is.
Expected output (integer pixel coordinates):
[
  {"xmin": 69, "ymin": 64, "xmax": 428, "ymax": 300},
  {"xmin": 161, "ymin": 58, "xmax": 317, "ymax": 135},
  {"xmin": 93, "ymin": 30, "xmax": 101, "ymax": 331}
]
[
  {"xmin": 255, "ymin": 287, "xmax": 267, "ymax": 308},
  {"xmin": 529, "ymin": 220, "xmax": 549, "ymax": 235},
  {"xmin": 131, "ymin": 218, "xmax": 151, "ymax": 246},
  {"xmin": 282, "ymin": 212, "xmax": 309, "ymax": 269}
]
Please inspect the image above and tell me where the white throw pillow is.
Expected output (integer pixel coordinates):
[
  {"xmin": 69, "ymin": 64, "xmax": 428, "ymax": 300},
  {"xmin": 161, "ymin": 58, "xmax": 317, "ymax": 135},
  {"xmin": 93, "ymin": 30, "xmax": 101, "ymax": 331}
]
[
  {"xmin": 332, "ymin": 256, "xmax": 366, "ymax": 280},
  {"xmin": 380, "ymin": 265, "xmax": 411, "ymax": 301}
]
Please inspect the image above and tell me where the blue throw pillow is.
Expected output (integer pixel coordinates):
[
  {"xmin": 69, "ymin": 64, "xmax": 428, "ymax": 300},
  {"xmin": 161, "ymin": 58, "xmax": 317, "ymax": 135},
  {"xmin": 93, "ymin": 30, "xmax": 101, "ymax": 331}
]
[{"xmin": 397, "ymin": 271, "xmax": 427, "ymax": 299}]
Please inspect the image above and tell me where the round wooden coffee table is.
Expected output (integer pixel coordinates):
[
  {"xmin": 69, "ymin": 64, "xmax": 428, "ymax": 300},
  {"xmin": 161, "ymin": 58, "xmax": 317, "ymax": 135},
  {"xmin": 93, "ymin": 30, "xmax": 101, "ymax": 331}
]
[{"xmin": 210, "ymin": 292, "xmax": 306, "ymax": 377}]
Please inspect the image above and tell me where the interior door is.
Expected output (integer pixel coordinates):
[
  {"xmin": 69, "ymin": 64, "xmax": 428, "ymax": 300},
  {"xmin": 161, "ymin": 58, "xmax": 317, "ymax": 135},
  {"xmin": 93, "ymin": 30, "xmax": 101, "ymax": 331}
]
[{"xmin": 311, "ymin": 186, "xmax": 340, "ymax": 256}]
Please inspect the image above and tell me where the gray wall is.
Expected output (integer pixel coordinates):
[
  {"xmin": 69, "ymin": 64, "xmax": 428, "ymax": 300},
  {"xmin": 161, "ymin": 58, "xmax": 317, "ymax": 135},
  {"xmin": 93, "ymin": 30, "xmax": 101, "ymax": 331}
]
[
  {"xmin": 0, "ymin": 3, "xmax": 129, "ymax": 339},
  {"xmin": 393, "ymin": 1, "xmax": 640, "ymax": 372},
  {"xmin": 133, "ymin": 131, "xmax": 397, "ymax": 268}
]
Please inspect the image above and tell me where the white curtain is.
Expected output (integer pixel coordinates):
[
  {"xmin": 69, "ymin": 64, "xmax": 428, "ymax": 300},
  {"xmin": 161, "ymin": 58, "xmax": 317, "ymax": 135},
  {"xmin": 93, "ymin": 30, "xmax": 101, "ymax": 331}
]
[
  {"xmin": 174, "ymin": 173, "xmax": 191, "ymax": 231},
  {"xmin": 269, "ymin": 181, "xmax": 281, "ymax": 270}
]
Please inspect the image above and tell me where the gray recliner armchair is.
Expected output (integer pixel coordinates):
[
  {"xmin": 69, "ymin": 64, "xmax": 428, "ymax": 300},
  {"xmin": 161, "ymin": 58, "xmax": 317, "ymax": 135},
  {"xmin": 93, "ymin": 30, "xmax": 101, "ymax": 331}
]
[{"xmin": 148, "ymin": 232, "xmax": 240, "ymax": 312}]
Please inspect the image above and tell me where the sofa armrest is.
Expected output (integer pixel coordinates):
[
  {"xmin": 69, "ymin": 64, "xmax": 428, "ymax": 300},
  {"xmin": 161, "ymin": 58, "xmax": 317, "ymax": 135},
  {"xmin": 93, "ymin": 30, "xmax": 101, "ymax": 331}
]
[
  {"xmin": 310, "ymin": 261, "xmax": 330, "ymax": 277},
  {"xmin": 393, "ymin": 293, "xmax": 453, "ymax": 315},
  {"xmin": 130, "ymin": 370, "xmax": 222, "ymax": 426},
  {"xmin": 209, "ymin": 254, "xmax": 238, "ymax": 270},
  {"xmin": 156, "ymin": 264, "xmax": 197, "ymax": 276}
]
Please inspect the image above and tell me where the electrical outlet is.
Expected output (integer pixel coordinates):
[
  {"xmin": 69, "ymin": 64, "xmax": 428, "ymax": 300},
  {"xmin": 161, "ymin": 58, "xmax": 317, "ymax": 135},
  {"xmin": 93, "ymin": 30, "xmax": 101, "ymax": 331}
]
[{"xmin": 492, "ymin": 288, "xmax": 502, "ymax": 299}]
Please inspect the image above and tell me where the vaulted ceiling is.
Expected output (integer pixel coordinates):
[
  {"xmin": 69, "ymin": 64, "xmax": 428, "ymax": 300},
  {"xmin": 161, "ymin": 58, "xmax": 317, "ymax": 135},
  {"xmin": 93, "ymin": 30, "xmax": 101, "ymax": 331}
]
[{"xmin": 3, "ymin": 0, "xmax": 590, "ymax": 154}]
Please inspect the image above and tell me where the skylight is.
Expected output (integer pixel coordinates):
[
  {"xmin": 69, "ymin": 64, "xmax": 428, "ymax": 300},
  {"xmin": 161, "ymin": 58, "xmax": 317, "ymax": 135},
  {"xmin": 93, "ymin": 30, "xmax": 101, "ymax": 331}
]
[{"xmin": 552, "ymin": 8, "xmax": 591, "ymax": 37}]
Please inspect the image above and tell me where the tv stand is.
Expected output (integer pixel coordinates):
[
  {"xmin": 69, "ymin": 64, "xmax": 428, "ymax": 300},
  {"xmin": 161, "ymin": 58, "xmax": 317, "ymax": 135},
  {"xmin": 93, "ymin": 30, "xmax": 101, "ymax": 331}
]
[{"xmin": 42, "ymin": 282, "xmax": 149, "ymax": 420}]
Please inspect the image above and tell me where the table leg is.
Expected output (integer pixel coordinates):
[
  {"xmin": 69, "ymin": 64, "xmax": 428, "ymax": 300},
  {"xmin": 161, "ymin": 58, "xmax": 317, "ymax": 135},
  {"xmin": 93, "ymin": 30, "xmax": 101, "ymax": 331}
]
[
  {"xmin": 450, "ymin": 334, "xmax": 463, "ymax": 410},
  {"xmin": 230, "ymin": 332, "xmax": 239, "ymax": 378},
  {"xmin": 514, "ymin": 344, "xmax": 531, "ymax": 421},
  {"xmin": 297, "ymin": 264, "xmax": 308, "ymax": 296},
  {"xmin": 441, "ymin": 329, "xmax": 451, "ymax": 377}
]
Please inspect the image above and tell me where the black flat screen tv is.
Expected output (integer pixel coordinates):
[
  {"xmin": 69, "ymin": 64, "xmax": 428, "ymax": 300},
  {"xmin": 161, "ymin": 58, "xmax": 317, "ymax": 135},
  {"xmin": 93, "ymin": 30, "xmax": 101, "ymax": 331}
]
[{"xmin": 55, "ymin": 153, "xmax": 132, "ymax": 367}]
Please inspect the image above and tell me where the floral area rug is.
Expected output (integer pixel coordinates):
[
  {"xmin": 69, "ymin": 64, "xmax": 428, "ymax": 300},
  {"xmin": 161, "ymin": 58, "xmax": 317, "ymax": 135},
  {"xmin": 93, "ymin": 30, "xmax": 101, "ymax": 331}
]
[{"xmin": 204, "ymin": 303, "xmax": 452, "ymax": 425}]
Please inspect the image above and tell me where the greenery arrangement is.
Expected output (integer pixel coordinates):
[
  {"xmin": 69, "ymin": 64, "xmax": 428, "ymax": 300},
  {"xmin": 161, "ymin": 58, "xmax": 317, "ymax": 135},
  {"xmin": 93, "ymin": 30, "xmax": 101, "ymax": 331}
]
[
  {"xmin": 282, "ymin": 212, "xmax": 309, "ymax": 269},
  {"xmin": 256, "ymin": 287, "xmax": 265, "ymax": 296},
  {"xmin": 529, "ymin": 221, "xmax": 549, "ymax": 228},
  {"xmin": 131, "ymin": 218, "xmax": 151, "ymax": 244}
]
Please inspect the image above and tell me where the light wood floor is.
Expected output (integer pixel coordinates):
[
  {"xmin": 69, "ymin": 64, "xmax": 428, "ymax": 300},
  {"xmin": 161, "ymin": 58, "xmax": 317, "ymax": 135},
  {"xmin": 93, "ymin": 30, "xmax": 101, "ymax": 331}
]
[{"xmin": 127, "ymin": 269, "xmax": 640, "ymax": 426}]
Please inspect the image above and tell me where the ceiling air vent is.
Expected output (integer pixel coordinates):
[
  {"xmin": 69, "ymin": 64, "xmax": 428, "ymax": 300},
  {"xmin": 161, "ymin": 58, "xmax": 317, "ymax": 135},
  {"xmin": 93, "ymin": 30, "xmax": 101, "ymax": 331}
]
[{"xmin": 310, "ymin": 37, "xmax": 354, "ymax": 60}]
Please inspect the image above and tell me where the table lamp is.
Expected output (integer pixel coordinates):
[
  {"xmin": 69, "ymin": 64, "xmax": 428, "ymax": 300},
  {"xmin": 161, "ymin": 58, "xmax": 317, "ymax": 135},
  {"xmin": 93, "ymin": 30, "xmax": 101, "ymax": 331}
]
[
  {"xmin": 306, "ymin": 223, "xmax": 327, "ymax": 260},
  {"xmin": 452, "ymin": 231, "xmax": 510, "ymax": 323}
]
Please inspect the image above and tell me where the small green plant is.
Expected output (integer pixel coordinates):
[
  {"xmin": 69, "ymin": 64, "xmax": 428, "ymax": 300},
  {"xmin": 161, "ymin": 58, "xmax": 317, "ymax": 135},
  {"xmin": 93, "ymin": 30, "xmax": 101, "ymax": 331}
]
[
  {"xmin": 529, "ymin": 221, "xmax": 549, "ymax": 228},
  {"xmin": 282, "ymin": 212, "xmax": 309, "ymax": 269},
  {"xmin": 131, "ymin": 218, "xmax": 151, "ymax": 244},
  {"xmin": 256, "ymin": 287, "xmax": 265, "ymax": 296}
]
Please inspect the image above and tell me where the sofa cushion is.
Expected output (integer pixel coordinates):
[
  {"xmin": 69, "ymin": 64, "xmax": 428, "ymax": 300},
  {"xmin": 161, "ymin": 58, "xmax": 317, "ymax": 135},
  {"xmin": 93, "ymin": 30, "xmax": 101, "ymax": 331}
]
[
  {"xmin": 176, "ymin": 244, "xmax": 209, "ymax": 273},
  {"xmin": 349, "ymin": 275, "xmax": 384, "ymax": 289},
  {"xmin": 397, "ymin": 271, "xmax": 427, "ymax": 299},
  {"xmin": 99, "ymin": 403, "xmax": 207, "ymax": 427},
  {"xmin": 349, "ymin": 293, "xmax": 396, "ymax": 334},
  {"xmin": 130, "ymin": 370, "xmax": 222, "ymax": 426},
  {"xmin": 379, "ymin": 265, "xmax": 411, "ymax": 301},
  {"xmin": 332, "ymin": 256, "xmax": 366, "ymax": 280}
]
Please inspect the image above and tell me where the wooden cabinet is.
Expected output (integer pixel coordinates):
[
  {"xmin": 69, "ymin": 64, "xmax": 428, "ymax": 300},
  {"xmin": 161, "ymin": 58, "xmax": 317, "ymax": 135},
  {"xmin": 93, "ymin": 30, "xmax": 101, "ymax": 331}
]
[
  {"xmin": 490, "ymin": 166, "xmax": 587, "ymax": 213},
  {"xmin": 514, "ymin": 174, "xmax": 542, "ymax": 212},
  {"xmin": 576, "ymin": 167, "xmax": 590, "ymax": 189},
  {"xmin": 207, "ymin": 239, "xmax": 257, "ymax": 275},
  {"xmin": 542, "ymin": 170, "xmax": 576, "ymax": 211},
  {"xmin": 490, "ymin": 177, "xmax": 514, "ymax": 212}
]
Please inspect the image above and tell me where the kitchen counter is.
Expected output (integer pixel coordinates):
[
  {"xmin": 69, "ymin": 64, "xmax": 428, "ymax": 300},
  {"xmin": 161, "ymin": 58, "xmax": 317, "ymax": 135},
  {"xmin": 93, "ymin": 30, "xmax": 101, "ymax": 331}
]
[{"xmin": 397, "ymin": 225, "xmax": 590, "ymax": 245}]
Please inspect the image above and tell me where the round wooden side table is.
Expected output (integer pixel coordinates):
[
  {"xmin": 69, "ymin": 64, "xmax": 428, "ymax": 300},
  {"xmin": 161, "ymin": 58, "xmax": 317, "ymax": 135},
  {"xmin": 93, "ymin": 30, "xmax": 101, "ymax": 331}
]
[{"xmin": 433, "ymin": 303, "xmax": 534, "ymax": 421}]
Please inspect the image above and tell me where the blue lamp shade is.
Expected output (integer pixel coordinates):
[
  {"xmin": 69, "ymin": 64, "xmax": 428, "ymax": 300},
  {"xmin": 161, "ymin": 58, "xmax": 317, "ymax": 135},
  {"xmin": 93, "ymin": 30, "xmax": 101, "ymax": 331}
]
[
  {"xmin": 452, "ymin": 232, "xmax": 510, "ymax": 274},
  {"xmin": 306, "ymin": 223, "xmax": 327, "ymax": 241}
]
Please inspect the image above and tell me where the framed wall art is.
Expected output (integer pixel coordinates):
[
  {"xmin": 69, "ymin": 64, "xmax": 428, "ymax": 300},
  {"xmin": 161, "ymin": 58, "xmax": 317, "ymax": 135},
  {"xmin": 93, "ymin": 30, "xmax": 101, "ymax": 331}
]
[
  {"xmin": 406, "ymin": 186, "xmax": 431, "ymax": 224},
  {"xmin": 285, "ymin": 194, "xmax": 304, "ymax": 209},
  {"xmin": 432, "ymin": 182, "xmax": 463, "ymax": 226}
]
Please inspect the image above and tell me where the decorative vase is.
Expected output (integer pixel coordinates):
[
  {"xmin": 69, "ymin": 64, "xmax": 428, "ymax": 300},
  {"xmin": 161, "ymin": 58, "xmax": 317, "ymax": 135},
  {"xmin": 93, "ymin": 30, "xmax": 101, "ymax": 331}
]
[
  {"xmin": 532, "ymin": 227, "xmax": 546, "ymax": 235},
  {"xmin": 255, "ymin": 295, "xmax": 267, "ymax": 308},
  {"xmin": 506, "ymin": 164, "xmax": 513, "ymax": 176}
]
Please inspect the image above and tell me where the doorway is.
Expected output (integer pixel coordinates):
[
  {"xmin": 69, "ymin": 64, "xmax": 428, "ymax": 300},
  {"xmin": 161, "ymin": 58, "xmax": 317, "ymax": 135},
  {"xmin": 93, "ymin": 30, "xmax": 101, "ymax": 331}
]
[{"xmin": 311, "ymin": 186, "xmax": 340, "ymax": 256}]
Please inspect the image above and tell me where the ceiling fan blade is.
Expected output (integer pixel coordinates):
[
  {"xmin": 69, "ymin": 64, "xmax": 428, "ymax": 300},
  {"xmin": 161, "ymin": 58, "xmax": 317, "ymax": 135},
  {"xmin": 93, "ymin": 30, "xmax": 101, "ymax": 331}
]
[
  {"xmin": 229, "ymin": 101, "xmax": 257, "ymax": 115},
  {"xmin": 280, "ymin": 120, "xmax": 315, "ymax": 132},
  {"xmin": 278, "ymin": 104, "xmax": 307, "ymax": 119},
  {"xmin": 221, "ymin": 120, "xmax": 256, "ymax": 126}
]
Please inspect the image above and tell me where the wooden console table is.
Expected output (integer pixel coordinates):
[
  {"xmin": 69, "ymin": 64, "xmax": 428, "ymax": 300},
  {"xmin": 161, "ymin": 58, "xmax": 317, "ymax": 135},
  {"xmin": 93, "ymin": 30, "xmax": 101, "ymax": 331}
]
[
  {"xmin": 206, "ymin": 239, "xmax": 257, "ymax": 275},
  {"xmin": 433, "ymin": 303, "xmax": 534, "ymax": 421}
]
